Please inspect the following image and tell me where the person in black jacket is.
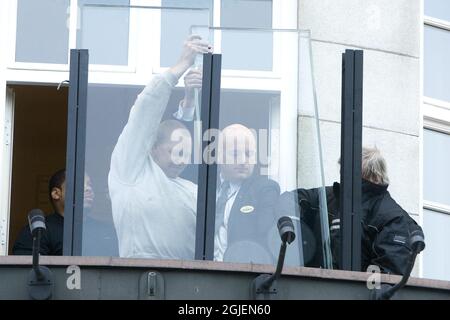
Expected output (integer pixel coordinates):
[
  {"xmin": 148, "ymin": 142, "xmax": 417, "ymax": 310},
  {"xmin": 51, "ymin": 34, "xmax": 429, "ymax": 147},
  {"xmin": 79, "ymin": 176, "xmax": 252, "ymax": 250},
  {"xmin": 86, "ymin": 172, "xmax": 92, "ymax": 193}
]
[
  {"xmin": 281, "ymin": 146, "xmax": 423, "ymax": 275},
  {"xmin": 214, "ymin": 124, "xmax": 280, "ymax": 264},
  {"xmin": 13, "ymin": 169, "xmax": 66, "ymax": 255},
  {"xmin": 13, "ymin": 170, "xmax": 119, "ymax": 256}
]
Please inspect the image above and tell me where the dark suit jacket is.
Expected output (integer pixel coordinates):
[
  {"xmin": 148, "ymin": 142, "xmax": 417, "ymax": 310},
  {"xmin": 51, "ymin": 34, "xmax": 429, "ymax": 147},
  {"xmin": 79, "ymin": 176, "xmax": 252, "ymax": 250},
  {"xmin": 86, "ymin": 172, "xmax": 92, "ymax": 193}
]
[{"xmin": 223, "ymin": 175, "xmax": 280, "ymax": 264}]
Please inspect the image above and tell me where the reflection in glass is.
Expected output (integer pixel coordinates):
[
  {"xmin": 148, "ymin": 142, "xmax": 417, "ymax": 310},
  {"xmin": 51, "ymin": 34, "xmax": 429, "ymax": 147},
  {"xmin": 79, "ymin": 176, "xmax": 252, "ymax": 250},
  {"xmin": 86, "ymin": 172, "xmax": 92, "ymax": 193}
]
[
  {"xmin": 82, "ymin": 173, "xmax": 119, "ymax": 256},
  {"xmin": 15, "ymin": 0, "xmax": 70, "ymax": 64},
  {"xmin": 424, "ymin": 25, "xmax": 450, "ymax": 102}
]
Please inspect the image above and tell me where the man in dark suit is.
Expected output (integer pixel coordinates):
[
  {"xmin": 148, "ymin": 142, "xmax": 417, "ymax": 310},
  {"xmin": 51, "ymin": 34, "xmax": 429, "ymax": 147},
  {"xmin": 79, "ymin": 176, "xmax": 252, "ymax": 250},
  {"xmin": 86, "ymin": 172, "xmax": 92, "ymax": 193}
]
[{"xmin": 214, "ymin": 124, "xmax": 280, "ymax": 265}]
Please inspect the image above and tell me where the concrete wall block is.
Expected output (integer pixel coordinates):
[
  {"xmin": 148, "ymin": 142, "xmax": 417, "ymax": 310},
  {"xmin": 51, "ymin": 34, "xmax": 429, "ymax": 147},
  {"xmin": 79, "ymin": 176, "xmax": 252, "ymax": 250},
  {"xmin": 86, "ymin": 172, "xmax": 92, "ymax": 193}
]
[
  {"xmin": 299, "ymin": 0, "xmax": 421, "ymax": 57},
  {"xmin": 305, "ymin": 41, "xmax": 420, "ymax": 136}
]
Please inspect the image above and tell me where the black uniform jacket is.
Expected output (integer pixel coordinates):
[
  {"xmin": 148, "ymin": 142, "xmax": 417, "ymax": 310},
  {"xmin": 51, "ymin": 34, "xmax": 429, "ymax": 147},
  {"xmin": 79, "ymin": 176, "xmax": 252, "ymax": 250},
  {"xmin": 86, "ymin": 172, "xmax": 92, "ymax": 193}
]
[{"xmin": 283, "ymin": 180, "xmax": 423, "ymax": 275}]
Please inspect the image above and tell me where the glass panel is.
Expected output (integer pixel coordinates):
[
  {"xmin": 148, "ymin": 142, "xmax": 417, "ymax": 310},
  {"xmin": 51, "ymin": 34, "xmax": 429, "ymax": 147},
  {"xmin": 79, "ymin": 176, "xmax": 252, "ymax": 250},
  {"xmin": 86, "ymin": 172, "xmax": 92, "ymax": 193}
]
[
  {"xmin": 159, "ymin": 0, "xmax": 273, "ymax": 70},
  {"xmin": 160, "ymin": 0, "xmax": 213, "ymax": 68},
  {"xmin": 221, "ymin": 0, "xmax": 272, "ymax": 70},
  {"xmin": 78, "ymin": 6, "xmax": 211, "ymax": 257},
  {"xmin": 424, "ymin": 25, "xmax": 450, "ymax": 102},
  {"xmin": 78, "ymin": 3, "xmax": 210, "ymax": 68},
  {"xmin": 221, "ymin": 0, "xmax": 272, "ymax": 28},
  {"xmin": 423, "ymin": 129, "xmax": 450, "ymax": 206},
  {"xmin": 76, "ymin": 6, "xmax": 331, "ymax": 268},
  {"xmin": 425, "ymin": 0, "xmax": 450, "ymax": 22},
  {"xmin": 15, "ymin": 0, "xmax": 70, "ymax": 64},
  {"xmin": 77, "ymin": 0, "xmax": 130, "ymax": 66},
  {"xmin": 423, "ymin": 209, "xmax": 450, "ymax": 281},
  {"xmin": 201, "ymin": 27, "xmax": 331, "ymax": 268}
]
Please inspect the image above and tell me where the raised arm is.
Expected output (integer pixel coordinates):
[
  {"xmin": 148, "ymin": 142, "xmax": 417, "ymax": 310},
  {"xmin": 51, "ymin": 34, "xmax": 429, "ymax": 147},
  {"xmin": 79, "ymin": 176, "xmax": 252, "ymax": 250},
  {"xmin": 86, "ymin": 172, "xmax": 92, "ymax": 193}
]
[{"xmin": 110, "ymin": 36, "xmax": 210, "ymax": 184}]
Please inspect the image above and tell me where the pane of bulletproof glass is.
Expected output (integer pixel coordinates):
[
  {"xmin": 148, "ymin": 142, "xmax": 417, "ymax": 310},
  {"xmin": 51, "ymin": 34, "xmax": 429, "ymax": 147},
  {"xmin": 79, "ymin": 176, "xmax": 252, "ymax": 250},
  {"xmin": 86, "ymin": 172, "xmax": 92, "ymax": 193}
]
[
  {"xmin": 160, "ymin": 0, "xmax": 213, "ymax": 67},
  {"xmin": 15, "ymin": 0, "xmax": 70, "ymax": 64},
  {"xmin": 203, "ymin": 27, "xmax": 332, "ymax": 268},
  {"xmin": 77, "ymin": 6, "xmax": 210, "ymax": 258},
  {"xmin": 77, "ymin": 0, "xmax": 131, "ymax": 66},
  {"xmin": 78, "ymin": 3, "xmax": 211, "ymax": 69},
  {"xmin": 220, "ymin": 0, "xmax": 273, "ymax": 70}
]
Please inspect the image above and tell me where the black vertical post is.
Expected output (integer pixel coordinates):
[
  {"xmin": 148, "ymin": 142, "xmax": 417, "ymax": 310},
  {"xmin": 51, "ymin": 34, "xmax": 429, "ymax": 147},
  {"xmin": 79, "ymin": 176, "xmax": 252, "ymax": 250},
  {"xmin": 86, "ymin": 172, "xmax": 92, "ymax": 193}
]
[
  {"xmin": 63, "ymin": 49, "xmax": 89, "ymax": 256},
  {"xmin": 195, "ymin": 53, "xmax": 222, "ymax": 260},
  {"xmin": 352, "ymin": 51, "xmax": 363, "ymax": 271},
  {"xmin": 340, "ymin": 49, "xmax": 363, "ymax": 271}
]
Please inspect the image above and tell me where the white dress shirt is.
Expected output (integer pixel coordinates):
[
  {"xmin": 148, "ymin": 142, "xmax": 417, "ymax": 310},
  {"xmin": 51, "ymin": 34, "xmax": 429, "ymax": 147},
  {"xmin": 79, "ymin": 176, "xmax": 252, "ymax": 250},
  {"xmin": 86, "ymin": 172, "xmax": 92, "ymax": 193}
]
[
  {"xmin": 214, "ymin": 179, "xmax": 241, "ymax": 261},
  {"xmin": 108, "ymin": 72, "xmax": 198, "ymax": 260}
]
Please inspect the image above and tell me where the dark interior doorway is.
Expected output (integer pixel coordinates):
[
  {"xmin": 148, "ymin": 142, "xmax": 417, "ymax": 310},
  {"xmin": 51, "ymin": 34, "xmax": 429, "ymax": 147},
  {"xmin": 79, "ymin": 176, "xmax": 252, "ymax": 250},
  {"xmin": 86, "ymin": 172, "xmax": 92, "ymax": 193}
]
[{"xmin": 7, "ymin": 84, "xmax": 68, "ymax": 254}]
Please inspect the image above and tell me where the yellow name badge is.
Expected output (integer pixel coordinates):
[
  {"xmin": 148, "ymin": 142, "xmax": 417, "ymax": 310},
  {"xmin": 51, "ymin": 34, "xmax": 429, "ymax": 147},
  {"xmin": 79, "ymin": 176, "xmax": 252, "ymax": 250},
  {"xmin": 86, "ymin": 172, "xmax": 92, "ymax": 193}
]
[{"xmin": 240, "ymin": 205, "xmax": 255, "ymax": 214}]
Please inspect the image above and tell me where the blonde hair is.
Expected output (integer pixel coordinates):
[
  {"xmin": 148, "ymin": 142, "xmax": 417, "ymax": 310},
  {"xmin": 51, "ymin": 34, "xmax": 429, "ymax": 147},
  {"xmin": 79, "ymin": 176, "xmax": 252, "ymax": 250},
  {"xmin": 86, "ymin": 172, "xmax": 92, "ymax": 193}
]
[
  {"xmin": 361, "ymin": 146, "xmax": 389, "ymax": 185},
  {"xmin": 337, "ymin": 146, "xmax": 389, "ymax": 186}
]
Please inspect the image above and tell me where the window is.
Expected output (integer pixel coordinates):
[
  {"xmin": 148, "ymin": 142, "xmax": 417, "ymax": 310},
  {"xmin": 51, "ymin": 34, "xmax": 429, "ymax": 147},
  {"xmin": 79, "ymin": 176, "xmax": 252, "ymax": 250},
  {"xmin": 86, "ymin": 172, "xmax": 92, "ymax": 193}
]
[
  {"xmin": 160, "ymin": 0, "xmax": 213, "ymax": 68},
  {"xmin": 77, "ymin": 0, "xmax": 131, "ymax": 66},
  {"xmin": 424, "ymin": 0, "xmax": 450, "ymax": 23},
  {"xmin": 422, "ymin": 208, "xmax": 450, "ymax": 281},
  {"xmin": 422, "ymin": 0, "xmax": 450, "ymax": 282},
  {"xmin": 422, "ymin": 129, "xmax": 450, "ymax": 281},
  {"xmin": 220, "ymin": 0, "xmax": 273, "ymax": 70},
  {"xmin": 423, "ymin": 129, "xmax": 450, "ymax": 206},
  {"xmin": 9, "ymin": 0, "xmax": 287, "ymax": 76},
  {"xmin": 424, "ymin": 0, "xmax": 450, "ymax": 105},
  {"xmin": 424, "ymin": 25, "xmax": 450, "ymax": 102},
  {"xmin": 15, "ymin": 0, "xmax": 70, "ymax": 64},
  {"xmin": 160, "ymin": 0, "xmax": 273, "ymax": 70}
]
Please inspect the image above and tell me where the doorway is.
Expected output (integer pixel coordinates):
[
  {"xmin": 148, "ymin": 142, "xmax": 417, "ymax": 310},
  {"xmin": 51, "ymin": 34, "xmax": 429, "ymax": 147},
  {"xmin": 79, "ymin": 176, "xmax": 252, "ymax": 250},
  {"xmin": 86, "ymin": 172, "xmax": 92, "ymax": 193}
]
[{"xmin": 7, "ymin": 84, "xmax": 68, "ymax": 254}]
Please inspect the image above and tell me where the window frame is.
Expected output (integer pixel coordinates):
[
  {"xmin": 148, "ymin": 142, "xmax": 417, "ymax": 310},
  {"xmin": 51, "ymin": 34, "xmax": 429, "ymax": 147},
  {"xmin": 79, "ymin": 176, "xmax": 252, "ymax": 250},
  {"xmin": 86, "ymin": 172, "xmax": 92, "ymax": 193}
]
[
  {"xmin": 423, "ymin": 200, "xmax": 450, "ymax": 216},
  {"xmin": 421, "ymin": 2, "xmax": 450, "ymax": 280},
  {"xmin": 422, "ymin": 121, "xmax": 450, "ymax": 280},
  {"xmin": 0, "ymin": 88, "xmax": 14, "ymax": 256},
  {"xmin": 6, "ymin": 0, "xmax": 299, "ymax": 87},
  {"xmin": 7, "ymin": 0, "xmax": 74, "ymax": 72},
  {"xmin": 423, "ymin": 15, "xmax": 450, "ymax": 110},
  {"xmin": 423, "ymin": 9, "xmax": 450, "ymax": 209}
]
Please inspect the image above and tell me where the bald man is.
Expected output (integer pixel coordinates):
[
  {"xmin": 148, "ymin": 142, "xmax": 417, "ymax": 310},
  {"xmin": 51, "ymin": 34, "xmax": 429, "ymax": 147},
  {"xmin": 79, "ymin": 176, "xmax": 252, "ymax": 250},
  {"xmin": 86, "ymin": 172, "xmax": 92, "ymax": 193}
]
[{"xmin": 214, "ymin": 124, "xmax": 280, "ymax": 264}]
